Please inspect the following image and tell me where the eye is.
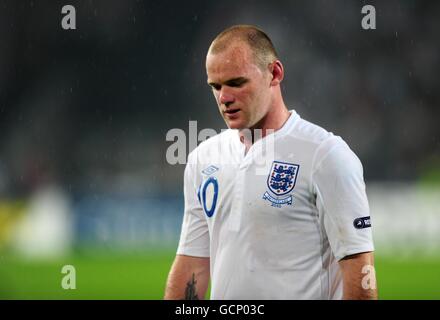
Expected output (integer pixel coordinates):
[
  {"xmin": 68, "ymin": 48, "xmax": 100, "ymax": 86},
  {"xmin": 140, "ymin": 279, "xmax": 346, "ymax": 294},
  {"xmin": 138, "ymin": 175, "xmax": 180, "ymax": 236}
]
[
  {"xmin": 226, "ymin": 79, "xmax": 247, "ymax": 88},
  {"xmin": 209, "ymin": 83, "xmax": 221, "ymax": 91}
]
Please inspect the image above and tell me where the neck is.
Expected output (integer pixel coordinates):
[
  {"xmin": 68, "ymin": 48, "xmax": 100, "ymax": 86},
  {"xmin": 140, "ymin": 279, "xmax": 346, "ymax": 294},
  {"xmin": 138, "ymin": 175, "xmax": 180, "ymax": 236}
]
[{"xmin": 239, "ymin": 102, "xmax": 290, "ymax": 150}]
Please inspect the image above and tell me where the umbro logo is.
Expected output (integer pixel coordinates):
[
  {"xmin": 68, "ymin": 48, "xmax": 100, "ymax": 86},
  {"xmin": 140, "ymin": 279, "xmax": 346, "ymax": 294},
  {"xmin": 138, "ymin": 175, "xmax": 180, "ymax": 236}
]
[{"xmin": 202, "ymin": 165, "xmax": 219, "ymax": 176}]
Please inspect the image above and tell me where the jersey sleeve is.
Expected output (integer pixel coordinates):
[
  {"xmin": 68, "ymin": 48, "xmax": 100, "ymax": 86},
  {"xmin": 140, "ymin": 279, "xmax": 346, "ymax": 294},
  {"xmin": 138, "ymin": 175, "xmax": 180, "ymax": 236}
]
[
  {"xmin": 176, "ymin": 151, "xmax": 210, "ymax": 257},
  {"xmin": 312, "ymin": 138, "xmax": 374, "ymax": 261}
]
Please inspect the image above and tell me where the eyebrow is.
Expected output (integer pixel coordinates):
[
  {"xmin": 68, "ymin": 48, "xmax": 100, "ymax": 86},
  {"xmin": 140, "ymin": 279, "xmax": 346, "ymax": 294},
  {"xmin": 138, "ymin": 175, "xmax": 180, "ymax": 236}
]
[{"xmin": 208, "ymin": 77, "xmax": 248, "ymax": 87}]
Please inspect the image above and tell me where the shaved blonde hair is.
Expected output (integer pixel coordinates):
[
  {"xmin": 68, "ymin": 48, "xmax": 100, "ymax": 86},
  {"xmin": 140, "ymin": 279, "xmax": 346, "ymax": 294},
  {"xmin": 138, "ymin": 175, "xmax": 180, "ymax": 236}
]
[{"xmin": 208, "ymin": 25, "xmax": 279, "ymax": 71}]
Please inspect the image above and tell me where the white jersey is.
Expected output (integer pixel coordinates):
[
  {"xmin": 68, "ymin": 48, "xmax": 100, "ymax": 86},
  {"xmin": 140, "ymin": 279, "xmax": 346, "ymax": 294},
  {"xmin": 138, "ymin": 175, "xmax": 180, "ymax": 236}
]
[{"xmin": 177, "ymin": 110, "xmax": 374, "ymax": 299}]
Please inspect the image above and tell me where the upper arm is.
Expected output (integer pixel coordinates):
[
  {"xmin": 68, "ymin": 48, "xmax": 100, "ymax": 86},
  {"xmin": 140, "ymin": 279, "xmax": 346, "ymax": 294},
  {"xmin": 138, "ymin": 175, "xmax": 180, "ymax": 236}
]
[
  {"xmin": 313, "ymin": 139, "xmax": 374, "ymax": 260},
  {"xmin": 339, "ymin": 251, "xmax": 378, "ymax": 299},
  {"xmin": 172, "ymin": 254, "xmax": 211, "ymax": 275},
  {"xmin": 166, "ymin": 152, "xmax": 211, "ymax": 300},
  {"xmin": 177, "ymin": 151, "xmax": 210, "ymax": 257}
]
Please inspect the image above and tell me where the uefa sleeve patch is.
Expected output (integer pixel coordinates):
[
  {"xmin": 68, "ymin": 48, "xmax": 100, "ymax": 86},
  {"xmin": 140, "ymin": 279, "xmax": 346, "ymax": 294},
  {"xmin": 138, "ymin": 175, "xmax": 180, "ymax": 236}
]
[{"xmin": 353, "ymin": 216, "xmax": 371, "ymax": 229}]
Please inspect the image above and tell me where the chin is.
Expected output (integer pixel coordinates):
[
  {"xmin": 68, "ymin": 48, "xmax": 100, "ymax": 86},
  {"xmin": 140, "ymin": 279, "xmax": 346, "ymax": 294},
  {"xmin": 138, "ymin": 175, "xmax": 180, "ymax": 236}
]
[
  {"xmin": 226, "ymin": 121, "xmax": 246, "ymax": 130},
  {"xmin": 223, "ymin": 114, "xmax": 251, "ymax": 130}
]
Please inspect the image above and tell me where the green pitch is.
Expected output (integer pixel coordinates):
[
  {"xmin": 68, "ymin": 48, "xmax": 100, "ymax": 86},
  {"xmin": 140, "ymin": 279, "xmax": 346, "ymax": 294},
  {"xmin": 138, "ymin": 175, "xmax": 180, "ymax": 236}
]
[{"xmin": 0, "ymin": 251, "xmax": 439, "ymax": 299}]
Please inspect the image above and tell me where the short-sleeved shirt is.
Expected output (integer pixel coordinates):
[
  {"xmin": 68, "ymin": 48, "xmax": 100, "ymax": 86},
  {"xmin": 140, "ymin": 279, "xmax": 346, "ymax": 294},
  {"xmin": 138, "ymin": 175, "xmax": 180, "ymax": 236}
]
[{"xmin": 177, "ymin": 110, "xmax": 374, "ymax": 299}]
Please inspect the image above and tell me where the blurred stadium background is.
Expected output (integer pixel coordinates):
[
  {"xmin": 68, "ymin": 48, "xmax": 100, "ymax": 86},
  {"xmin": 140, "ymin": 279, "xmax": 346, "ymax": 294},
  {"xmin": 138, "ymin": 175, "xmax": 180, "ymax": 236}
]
[{"xmin": 0, "ymin": 0, "xmax": 439, "ymax": 299}]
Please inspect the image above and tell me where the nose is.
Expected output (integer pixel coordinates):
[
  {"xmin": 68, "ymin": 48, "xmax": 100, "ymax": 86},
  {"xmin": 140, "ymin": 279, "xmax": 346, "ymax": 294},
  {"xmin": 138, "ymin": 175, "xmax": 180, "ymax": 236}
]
[{"xmin": 219, "ymin": 88, "xmax": 235, "ymax": 107}]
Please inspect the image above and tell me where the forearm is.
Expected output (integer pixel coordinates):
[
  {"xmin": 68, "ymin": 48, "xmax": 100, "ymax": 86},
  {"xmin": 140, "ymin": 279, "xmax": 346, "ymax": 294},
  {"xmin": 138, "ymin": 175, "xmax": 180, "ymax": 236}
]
[
  {"xmin": 342, "ymin": 275, "xmax": 378, "ymax": 300},
  {"xmin": 164, "ymin": 255, "xmax": 210, "ymax": 300},
  {"xmin": 340, "ymin": 252, "xmax": 378, "ymax": 300}
]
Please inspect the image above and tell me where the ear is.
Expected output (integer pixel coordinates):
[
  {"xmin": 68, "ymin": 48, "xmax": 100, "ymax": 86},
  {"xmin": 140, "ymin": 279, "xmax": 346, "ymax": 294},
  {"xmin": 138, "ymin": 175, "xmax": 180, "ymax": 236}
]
[{"xmin": 269, "ymin": 60, "xmax": 284, "ymax": 86}]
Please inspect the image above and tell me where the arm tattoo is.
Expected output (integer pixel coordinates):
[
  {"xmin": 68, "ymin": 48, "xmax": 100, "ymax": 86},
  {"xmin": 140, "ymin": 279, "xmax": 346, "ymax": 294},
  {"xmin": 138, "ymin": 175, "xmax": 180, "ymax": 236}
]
[{"xmin": 184, "ymin": 273, "xmax": 199, "ymax": 300}]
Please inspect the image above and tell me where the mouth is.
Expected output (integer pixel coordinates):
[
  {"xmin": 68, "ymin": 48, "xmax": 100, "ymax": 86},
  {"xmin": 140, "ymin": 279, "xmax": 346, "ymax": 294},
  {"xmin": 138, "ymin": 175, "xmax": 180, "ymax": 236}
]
[{"xmin": 224, "ymin": 109, "xmax": 240, "ymax": 115}]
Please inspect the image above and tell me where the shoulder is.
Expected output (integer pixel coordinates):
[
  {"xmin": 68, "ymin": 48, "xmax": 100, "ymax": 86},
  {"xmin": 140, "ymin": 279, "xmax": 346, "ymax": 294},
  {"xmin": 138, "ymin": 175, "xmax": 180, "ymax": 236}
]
[
  {"xmin": 288, "ymin": 115, "xmax": 334, "ymax": 145},
  {"xmin": 285, "ymin": 112, "xmax": 347, "ymax": 156},
  {"xmin": 187, "ymin": 128, "xmax": 235, "ymax": 165},
  {"xmin": 286, "ymin": 112, "xmax": 361, "ymax": 173}
]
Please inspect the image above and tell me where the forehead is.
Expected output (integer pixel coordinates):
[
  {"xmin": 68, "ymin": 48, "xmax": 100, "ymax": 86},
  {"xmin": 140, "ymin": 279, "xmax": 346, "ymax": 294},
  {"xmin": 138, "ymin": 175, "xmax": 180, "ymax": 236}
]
[{"xmin": 206, "ymin": 44, "xmax": 260, "ymax": 81}]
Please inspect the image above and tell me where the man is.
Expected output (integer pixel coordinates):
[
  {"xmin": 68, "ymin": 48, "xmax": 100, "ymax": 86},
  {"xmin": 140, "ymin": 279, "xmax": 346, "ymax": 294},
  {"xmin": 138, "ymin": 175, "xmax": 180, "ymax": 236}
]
[{"xmin": 164, "ymin": 25, "xmax": 377, "ymax": 299}]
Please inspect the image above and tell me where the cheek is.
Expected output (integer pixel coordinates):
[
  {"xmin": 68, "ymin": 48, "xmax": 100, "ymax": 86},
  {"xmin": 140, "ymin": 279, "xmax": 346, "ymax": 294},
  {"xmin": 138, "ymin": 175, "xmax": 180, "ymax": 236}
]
[
  {"xmin": 248, "ymin": 88, "xmax": 265, "ymax": 106},
  {"xmin": 212, "ymin": 91, "xmax": 220, "ymax": 105},
  {"xmin": 238, "ymin": 87, "xmax": 256, "ymax": 104}
]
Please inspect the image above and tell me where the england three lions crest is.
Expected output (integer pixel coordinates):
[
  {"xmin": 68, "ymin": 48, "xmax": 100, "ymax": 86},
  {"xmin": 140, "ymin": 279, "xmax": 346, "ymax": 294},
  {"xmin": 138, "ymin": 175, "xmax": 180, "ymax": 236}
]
[{"xmin": 263, "ymin": 161, "xmax": 300, "ymax": 207}]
